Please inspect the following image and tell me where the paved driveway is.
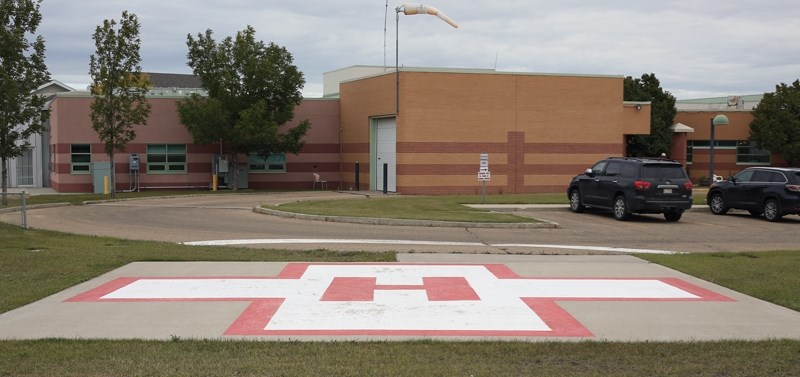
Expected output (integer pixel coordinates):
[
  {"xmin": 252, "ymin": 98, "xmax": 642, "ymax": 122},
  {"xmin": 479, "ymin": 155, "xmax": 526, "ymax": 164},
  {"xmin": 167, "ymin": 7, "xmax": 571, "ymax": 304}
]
[{"xmin": 23, "ymin": 192, "xmax": 799, "ymax": 254}]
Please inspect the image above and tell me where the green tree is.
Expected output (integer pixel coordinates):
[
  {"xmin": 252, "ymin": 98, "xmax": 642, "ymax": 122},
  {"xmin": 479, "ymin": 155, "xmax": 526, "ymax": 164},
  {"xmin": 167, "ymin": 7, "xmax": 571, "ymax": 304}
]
[
  {"xmin": 749, "ymin": 80, "xmax": 800, "ymax": 166},
  {"xmin": 88, "ymin": 11, "xmax": 151, "ymax": 197},
  {"xmin": 0, "ymin": 0, "xmax": 49, "ymax": 198},
  {"xmin": 624, "ymin": 73, "xmax": 677, "ymax": 157},
  {"xmin": 177, "ymin": 26, "xmax": 310, "ymax": 190}
]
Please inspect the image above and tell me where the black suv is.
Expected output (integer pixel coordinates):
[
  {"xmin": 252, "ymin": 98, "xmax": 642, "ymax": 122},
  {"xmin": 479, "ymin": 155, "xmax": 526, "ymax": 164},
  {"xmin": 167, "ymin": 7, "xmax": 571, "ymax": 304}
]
[
  {"xmin": 567, "ymin": 157, "xmax": 693, "ymax": 221},
  {"xmin": 707, "ymin": 167, "xmax": 800, "ymax": 222}
]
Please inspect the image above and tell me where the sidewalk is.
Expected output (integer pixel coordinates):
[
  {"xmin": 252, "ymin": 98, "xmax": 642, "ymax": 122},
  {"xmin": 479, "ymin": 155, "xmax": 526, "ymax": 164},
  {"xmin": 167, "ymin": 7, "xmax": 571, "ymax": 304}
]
[{"xmin": 3, "ymin": 187, "xmax": 57, "ymax": 196}]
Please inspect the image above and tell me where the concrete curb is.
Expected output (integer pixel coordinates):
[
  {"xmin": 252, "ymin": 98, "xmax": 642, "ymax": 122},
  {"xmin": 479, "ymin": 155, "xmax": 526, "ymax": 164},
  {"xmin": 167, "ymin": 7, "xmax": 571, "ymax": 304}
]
[
  {"xmin": 253, "ymin": 207, "xmax": 559, "ymax": 229},
  {"xmin": 469, "ymin": 204, "xmax": 712, "ymax": 213},
  {"xmin": 0, "ymin": 202, "xmax": 72, "ymax": 214}
]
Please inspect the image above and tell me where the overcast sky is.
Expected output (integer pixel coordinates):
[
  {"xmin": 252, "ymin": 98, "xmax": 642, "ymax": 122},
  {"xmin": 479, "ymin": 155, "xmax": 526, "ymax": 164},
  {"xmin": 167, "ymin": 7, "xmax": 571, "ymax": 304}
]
[{"xmin": 37, "ymin": 0, "xmax": 799, "ymax": 99}]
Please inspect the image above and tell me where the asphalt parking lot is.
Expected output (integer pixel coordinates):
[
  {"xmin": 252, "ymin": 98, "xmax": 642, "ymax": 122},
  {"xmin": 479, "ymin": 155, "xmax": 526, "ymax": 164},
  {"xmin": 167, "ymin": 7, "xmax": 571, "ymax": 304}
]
[{"xmin": 21, "ymin": 192, "xmax": 800, "ymax": 254}]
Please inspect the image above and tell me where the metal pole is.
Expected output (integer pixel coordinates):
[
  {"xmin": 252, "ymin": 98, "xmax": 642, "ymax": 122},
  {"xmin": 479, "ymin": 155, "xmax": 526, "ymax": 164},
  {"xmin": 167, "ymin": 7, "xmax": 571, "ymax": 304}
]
[
  {"xmin": 21, "ymin": 191, "xmax": 27, "ymax": 229},
  {"xmin": 709, "ymin": 117, "xmax": 715, "ymax": 183},
  {"xmin": 395, "ymin": 9, "xmax": 400, "ymax": 114},
  {"xmin": 355, "ymin": 161, "xmax": 360, "ymax": 191},
  {"xmin": 383, "ymin": 163, "xmax": 388, "ymax": 194}
]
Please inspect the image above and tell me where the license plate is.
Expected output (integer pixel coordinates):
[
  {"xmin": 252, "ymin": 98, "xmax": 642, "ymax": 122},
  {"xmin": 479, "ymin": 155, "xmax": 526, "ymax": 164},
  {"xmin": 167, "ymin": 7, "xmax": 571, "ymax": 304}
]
[{"xmin": 663, "ymin": 188, "xmax": 673, "ymax": 194}]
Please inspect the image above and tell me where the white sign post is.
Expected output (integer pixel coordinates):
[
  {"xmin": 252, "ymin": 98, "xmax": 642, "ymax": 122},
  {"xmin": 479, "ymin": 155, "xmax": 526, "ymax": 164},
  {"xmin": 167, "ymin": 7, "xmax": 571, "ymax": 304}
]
[{"xmin": 478, "ymin": 153, "xmax": 490, "ymax": 203}]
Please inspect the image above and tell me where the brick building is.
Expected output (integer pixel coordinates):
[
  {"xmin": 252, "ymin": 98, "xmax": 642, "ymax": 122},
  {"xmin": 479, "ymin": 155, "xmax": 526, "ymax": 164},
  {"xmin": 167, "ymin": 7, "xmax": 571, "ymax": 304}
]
[{"xmin": 9, "ymin": 67, "xmax": 788, "ymax": 194}]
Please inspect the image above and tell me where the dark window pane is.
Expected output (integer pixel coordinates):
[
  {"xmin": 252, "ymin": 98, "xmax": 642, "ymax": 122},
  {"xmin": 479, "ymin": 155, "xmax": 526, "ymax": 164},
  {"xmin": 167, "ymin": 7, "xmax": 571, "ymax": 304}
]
[
  {"xmin": 642, "ymin": 165, "xmax": 686, "ymax": 179},
  {"xmin": 72, "ymin": 155, "xmax": 91, "ymax": 163},
  {"xmin": 71, "ymin": 144, "xmax": 91, "ymax": 154},
  {"xmin": 148, "ymin": 155, "xmax": 166, "ymax": 163}
]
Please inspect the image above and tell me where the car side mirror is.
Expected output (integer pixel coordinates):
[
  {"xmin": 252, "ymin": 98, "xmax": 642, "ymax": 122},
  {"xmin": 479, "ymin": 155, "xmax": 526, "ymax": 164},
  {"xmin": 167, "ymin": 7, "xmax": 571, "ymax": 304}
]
[
  {"xmin": 730, "ymin": 177, "xmax": 738, "ymax": 184},
  {"xmin": 584, "ymin": 168, "xmax": 594, "ymax": 177}
]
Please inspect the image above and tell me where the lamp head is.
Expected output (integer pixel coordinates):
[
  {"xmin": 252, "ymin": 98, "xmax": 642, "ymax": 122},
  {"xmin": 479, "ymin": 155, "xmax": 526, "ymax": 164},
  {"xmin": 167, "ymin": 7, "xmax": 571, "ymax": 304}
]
[{"xmin": 712, "ymin": 114, "xmax": 729, "ymax": 126}]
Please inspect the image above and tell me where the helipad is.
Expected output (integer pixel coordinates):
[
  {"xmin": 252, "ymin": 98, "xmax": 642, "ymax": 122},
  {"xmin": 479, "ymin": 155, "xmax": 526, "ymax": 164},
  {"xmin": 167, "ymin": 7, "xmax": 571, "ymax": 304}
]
[{"xmin": 1, "ymin": 254, "xmax": 799, "ymax": 341}]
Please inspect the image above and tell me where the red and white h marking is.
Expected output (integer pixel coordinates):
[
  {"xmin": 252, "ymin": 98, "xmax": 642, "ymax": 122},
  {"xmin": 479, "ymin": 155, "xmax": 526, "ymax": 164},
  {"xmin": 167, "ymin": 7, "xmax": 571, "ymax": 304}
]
[{"xmin": 67, "ymin": 264, "xmax": 733, "ymax": 337}]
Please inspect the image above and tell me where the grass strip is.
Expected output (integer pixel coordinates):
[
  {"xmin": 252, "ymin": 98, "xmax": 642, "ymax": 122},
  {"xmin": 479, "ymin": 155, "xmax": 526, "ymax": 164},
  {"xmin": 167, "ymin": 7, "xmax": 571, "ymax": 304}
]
[
  {"xmin": 638, "ymin": 250, "xmax": 800, "ymax": 312},
  {"xmin": 267, "ymin": 195, "xmax": 547, "ymax": 223},
  {"xmin": 1, "ymin": 339, "xmax": 798, "ymax": 376}
]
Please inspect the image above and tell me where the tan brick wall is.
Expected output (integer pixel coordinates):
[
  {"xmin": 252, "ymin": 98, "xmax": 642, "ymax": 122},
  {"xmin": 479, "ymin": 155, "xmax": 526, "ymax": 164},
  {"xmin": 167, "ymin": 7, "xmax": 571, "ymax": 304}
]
[
  {"xmin": 339, "ymin": 71, "xmax": 632, "ymax": 194},
  {"xmin": 340, "ymin": 72, "xmax": 632, "ymax": 194}
]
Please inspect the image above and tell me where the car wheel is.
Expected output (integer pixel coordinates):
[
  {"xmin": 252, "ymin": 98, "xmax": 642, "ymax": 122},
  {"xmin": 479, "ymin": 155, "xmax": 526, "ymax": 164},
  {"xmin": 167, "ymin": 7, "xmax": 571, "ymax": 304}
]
[
  {"xmin": 613, "ymin": 195, "xmax": 629, "ymax": 221},
  {"xmin": 664, "ymin": 211, "xmax": 682, "ymax": 222},
  {"xmin": 763, "ymin": 199, "xmax": 782, "ymax": 222},
  {"xmin": 747, "ymin": 210, "xmax": 762, "ymax": 217},
  {"xmin": 569, "ymin": 189, "xmax": 584, "ymax": 213},
  {"xmin": 708, "ymin": 193, "xmax": 728, "ymax": 215}
]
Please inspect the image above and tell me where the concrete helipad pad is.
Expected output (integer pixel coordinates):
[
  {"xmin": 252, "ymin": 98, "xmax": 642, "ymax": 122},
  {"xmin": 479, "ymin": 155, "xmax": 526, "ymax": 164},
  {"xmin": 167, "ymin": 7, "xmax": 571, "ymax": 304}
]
[{"xmin": 1, "ymin": 255, "xmax": 798, "ymax": 341}]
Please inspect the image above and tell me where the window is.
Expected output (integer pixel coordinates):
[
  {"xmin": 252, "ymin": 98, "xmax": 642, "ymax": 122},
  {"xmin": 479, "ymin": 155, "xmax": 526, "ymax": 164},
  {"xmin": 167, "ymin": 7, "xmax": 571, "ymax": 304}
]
[
  {"xmin": 17, "ymin": 148, "xmax": 34, "ymax": 185},
  {"xmin": 620, "ymin": 163, "xmax": 637, "ymax": 178},
  {"xmin": 642, "ymin": 164, "xmax": 686, "ymax": 179},
  {"xmin": 750, "ymin": 170, "xmax": 773, "ymax": 182},
  {"xmin": 733, "ymin": 170, "xmax": 754, "ymax": 183},
  {"xmin": 603, "ymin": 161, "xmax": 621, "ymax": 176},
  {"xmin": 146, "ymin": 144, "xmax": 186, "ymax": 173},
  {"xmin": 248, "ymin": 153, "xmax": 286, "ymax": 173},
  {"xmin": 736, "ymin": 141, "xmax": 770, "ymax": 164},
  {"xmin": 70, "ymin": 144, "xmax": 91, "ymax": 174},
  {"xmin": 687, "ymin": 140, "xmax": 762, "ymax": 164},
  {"xmin": 590, "ymin": 161, "xmax": 607, "ymax": 175}
]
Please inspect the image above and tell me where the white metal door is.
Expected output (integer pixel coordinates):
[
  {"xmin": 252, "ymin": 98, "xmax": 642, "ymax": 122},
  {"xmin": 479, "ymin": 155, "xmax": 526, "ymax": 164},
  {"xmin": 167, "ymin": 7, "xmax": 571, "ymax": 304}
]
[{"xmin": 375, "ymin": 117, "xmax": 396, "ymax": 192}]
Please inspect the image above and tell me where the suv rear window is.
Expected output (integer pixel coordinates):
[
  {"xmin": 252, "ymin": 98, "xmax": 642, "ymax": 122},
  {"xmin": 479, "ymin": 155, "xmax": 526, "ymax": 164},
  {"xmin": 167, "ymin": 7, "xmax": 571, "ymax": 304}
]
[{"xmin": 641, "ymin": 164, "xmax": 686, "ymax": 179}]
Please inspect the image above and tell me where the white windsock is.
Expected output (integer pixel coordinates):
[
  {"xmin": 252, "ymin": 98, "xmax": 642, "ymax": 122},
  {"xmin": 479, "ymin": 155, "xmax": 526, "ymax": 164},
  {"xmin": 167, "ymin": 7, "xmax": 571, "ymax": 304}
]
[{"xmin": 397, "ymin": 3, "xmax": 459, "ymax": 28}]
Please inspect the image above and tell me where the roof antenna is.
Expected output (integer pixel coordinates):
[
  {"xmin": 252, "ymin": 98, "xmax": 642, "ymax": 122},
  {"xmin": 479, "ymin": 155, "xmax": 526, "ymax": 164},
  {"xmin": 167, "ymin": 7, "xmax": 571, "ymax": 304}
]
[{"xmin": 384, "ymin": 0, "xmax": 389, "ymax": 71}]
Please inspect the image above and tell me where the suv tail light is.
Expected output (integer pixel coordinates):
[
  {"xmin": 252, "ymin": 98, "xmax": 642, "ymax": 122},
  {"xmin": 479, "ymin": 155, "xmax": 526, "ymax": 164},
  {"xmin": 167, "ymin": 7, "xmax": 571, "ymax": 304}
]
[
  {"xmin": 684, "ymin": 181, "xmax": 694, "ymax": 190},
  {"xmin": 787, "ymin": 184, "xmax": 800, "ymax": 192},
  {"xmin": 634, "ymin": 180, "xmax": 651, "ymax": 190}
]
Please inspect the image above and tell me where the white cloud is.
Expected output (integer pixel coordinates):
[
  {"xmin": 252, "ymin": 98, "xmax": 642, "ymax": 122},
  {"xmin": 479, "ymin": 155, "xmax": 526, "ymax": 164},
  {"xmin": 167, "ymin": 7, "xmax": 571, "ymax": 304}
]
[{"xmin": 37, "ymin": 0, "xmax": 800, "ymax": 99}]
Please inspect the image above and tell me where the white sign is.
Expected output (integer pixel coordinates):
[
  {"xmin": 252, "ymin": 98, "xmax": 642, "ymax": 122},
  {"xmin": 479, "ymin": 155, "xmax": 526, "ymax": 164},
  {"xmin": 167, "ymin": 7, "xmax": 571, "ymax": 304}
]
[{"xmin": 479, "ymin": 153, "xmax": 490, "ymax": 181}]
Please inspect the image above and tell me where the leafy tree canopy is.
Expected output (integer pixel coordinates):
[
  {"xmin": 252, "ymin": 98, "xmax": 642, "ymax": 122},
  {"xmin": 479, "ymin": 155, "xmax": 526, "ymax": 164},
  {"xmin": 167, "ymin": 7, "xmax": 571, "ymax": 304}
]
[
  {"xmin": 623, "ymin": 73, "xmax": 677, "ymax": 157},
  {"xmin": 0, "ymin": 0, "xmax": 49, "ymax": 194},
  {"xmin": 178, "ymin": 26, "xmax": 310, "ymax": 189},
  {"xmin": 88, "ymin": 11, "xmax": 151, "ymax": 197},
  {"xmin": 749, "ymin": 80, "xmax": 800, "ymax": 166}
]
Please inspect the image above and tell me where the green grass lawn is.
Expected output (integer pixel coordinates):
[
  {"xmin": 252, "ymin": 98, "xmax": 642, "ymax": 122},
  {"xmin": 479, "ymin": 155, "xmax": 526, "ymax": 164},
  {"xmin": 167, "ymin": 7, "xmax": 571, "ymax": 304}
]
[
  {"xmin": 267, "ymin": 195, "xmax": 548, "ymax": 223},
  {"xmin": 1, "ymin": 191, "xmax": 799, "ymax": 376}
]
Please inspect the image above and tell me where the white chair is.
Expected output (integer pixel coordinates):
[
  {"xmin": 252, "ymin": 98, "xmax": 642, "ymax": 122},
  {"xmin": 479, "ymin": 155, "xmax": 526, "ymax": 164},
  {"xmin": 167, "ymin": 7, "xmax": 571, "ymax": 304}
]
[{"xmin": 313, "ymin": 173, "xmax": 327, "ymax": 190}]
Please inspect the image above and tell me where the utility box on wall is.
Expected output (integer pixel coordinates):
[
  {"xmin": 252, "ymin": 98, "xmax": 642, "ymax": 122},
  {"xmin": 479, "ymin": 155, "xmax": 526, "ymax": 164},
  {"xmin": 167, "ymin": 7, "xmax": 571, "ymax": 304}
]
[{"xmin": 129, "ymin": 154, "xmax": 140, "ymax": 171}]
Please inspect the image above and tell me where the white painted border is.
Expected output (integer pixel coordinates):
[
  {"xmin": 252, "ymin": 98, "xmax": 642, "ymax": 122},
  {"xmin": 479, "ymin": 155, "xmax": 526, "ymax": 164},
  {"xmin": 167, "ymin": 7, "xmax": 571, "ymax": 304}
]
[{"xmin": 181, "ymin": 239, "xmax": 678, "ymax": 255}]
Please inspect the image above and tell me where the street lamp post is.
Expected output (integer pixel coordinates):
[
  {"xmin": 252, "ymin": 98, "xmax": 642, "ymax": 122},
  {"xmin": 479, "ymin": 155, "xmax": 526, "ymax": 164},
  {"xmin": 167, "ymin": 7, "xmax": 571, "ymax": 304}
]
[
  {"xmin": 395, "ymin": 3, "xmax": 458, "ymax": 113},
  {"xmin": 709, "ymin": 114, "xmax": 729, "ymax": 183}
]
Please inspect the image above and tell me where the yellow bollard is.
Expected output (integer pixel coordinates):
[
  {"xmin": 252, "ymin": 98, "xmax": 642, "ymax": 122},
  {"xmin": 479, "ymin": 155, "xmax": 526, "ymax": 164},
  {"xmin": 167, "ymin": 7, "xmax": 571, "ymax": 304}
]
[
  {"xmin": 212, "ymin": 174, "xmax": 218, "ymax": 191},
  {"xmin": 103, "ymin": 176, "xmax": 109, "ymax": 195}
]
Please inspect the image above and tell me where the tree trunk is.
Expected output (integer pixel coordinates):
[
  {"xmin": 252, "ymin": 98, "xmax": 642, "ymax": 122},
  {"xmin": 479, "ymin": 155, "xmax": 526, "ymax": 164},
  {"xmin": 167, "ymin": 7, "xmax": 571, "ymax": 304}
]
[
  {"xmin": 230, "ymin": 152, "xmax": 239, "ymax": 191},
  {"xmin": 109, "ymin": 149, "xmax": 116, "ymax": 197},
  {"xmin": 1, "ymin": 157, "xmax": 7, "ymax": 205}
]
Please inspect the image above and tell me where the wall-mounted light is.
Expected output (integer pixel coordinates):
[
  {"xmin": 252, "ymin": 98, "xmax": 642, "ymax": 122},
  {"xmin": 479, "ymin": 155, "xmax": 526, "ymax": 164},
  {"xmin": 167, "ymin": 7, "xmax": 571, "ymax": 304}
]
[{"xmin": 636, "ymin": 104, "xmax": 642, "ymax": 110}]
